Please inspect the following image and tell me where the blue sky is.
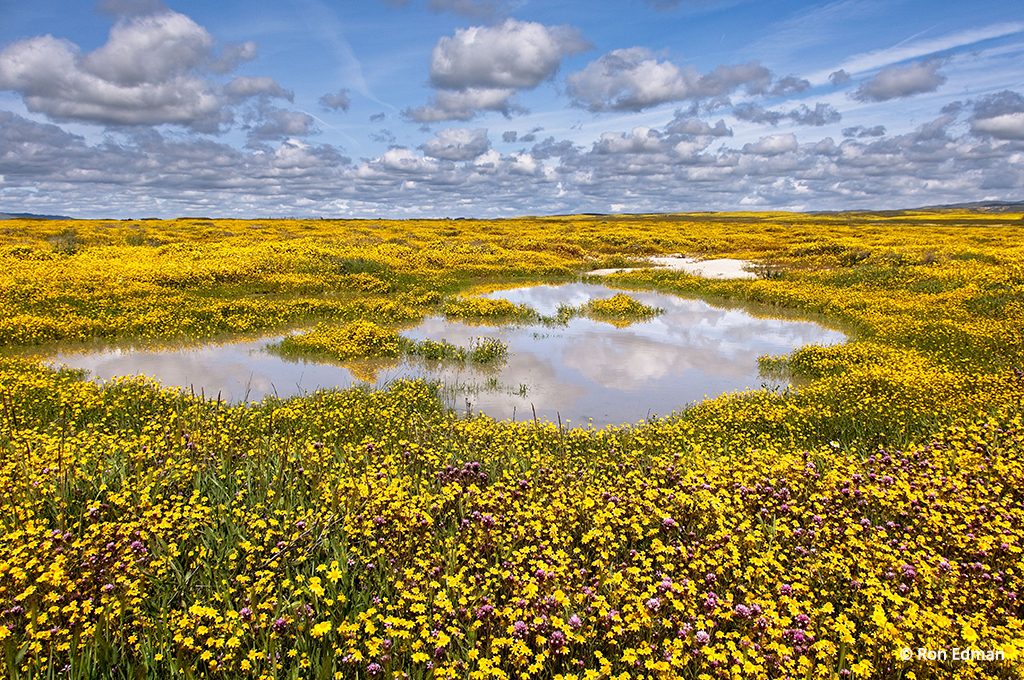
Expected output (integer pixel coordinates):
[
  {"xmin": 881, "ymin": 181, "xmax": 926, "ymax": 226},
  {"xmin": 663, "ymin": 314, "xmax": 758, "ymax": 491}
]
[{"xmin": 0, "ymin": 0, "xmax": 1022, "ymax": 217}]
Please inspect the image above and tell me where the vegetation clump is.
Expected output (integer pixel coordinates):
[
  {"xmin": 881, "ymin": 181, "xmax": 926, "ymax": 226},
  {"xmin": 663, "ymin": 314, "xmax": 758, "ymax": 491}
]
[
  {"xmin": 582, "ymin": 293, "xmax": 664, "ymax": 325},
  {"xmin": 442, "ymin": 296, "xmax": 536, "ymax": 321},
  {"xmin": 275, "ymin": 320, "xmax": 402, "ymax": 360},
  {"xmin": 467, "ymin": 336, "xmax": 508, "ymax": 364},
  {"xmin": 403, "ymin": 336, "xmax": 509, "ymax": 365},
  {"xmin": 403, "ymin": 337, "xmax": 466, "ymax": 362},
  {"xmin": 276, "ymin": 324, "xmax": 510, "ymax": 368}
]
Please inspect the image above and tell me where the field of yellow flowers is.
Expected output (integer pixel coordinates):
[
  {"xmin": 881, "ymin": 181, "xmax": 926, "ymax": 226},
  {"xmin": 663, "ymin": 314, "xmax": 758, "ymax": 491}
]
[{"xmin": 1, "ymin": 211, "xmax": 1023, "ymax": 679}]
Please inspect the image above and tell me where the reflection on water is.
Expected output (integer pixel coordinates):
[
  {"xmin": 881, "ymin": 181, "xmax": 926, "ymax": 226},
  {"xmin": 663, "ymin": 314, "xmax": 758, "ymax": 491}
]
[{"xmin": 48, "ymin": 283, "xmax": 846, "ymax": 426}]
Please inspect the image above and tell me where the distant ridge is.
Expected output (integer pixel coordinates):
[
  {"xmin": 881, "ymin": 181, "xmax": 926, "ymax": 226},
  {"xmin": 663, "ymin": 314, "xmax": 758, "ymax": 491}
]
[
  {"xmin": 0, "ymin": 211, "xmax": 73, "ymax": 220},
  {"xmin": 916, "ymin": 200, "xmax": 1024, "ymax": 213},
  {"xmin": 0, "ymin": 204, "xmax": 1021, "ymax": 220}
]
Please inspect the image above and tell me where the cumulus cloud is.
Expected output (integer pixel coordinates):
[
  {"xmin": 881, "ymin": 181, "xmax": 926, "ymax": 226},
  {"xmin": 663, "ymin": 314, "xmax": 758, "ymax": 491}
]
[
  {"xmin": 853, "ymin": 60, "xmax": 947, "ymax": 102},
  {"xmin": 405, "ymin": 87, "xmax": 518, "ymax": 122},
  {"xmin": 0, "ymin": 110, "xmax": 90, "ymax": 176},
  {"xmin": 407, "ymin": 19, "xmax": 587, "ymax": 122},
  {"xmin": 501, "ymin": 127, "xmax": 543, "ymax": 144},
  {"xmin": 530, "ymin": 137, "xmax": 578, "ymax": 159},
  {"xmin": 225, "ymin": 76, "xmax": 292, "ymax": 101},
  {"xmin": 732, "ymin": 104, "xmax": 785, "ymax": 125},
  {"xmin": 82, "ymin": 11, "xmax": 212, "ymax": 85},
  {"xmin": 971, "ymin": 113, "xmax": 1024, "ymax": 141},
  {"xmin": 0, "ymin": 34, "xmax": 221, "ymax": 129},
  {"xmin": 208, "ymin": 41, "xmax": 257, "ymax": 74},
  {"xmin": 319, "ymin": 89, "xmax": 351, "ymax": 111},
  {"xmin": 0, "ymin": 10, "xmax": 267, "ymax": 131},
  {"xmin": 970, "ymin": 90, "xmax": 1024, "ymax": 140},
  {"xmin": 566, "ymin": 48, "xmax": 697, "ymax": 112},
  {"xmin": 508, "ymin": 151, "xmax": 542, "ymax": 175},
  {"xmin": 594, "ymin": 127, "xmax": 667, "ymax": 155},
  {"xmin": 770, "ymin": 75, "xmax": 811, "ymax": 96},
  {"xmin": 247, "ymin": 108, "xmax": 318, "ymax": 141},
  {"xmin": 583, "ymin": 114, "xmax": 736, "ymax": 168},
  {"xmin": 375, "ymin": 147, "xmax": 441, "ymax": 174},
  {"xmin": 734, "ymin": 102, "xmax": 840, "ymax": 127},
  {"xmin": 843, "ymin": 125, "xmax": 886, "ymax": 138},
  {"xmin": 371, "ymin": 128, "xmax": 396, "ymax": 145},
  {"xmin": 665, "ymin": 113, "xmax": 732, "ymax": 137},
  {"xmin": 520, "ymin": 127, "xmax": 542, "ymax": 143},
  {"xmin": 829, "ymin": 69, "xmax": 851, "ymax": 86},
  {"xmin": 421, "ymin": 127, "xmax": 490, "ymax": 160},
  {"xmin": 698, "ymin": 62, "xmax": 773, "ymax": 96},
  {"xmin": 566, "ymin": 50, "xmax": 777, "ymax": 112},
  {"xmin": 430, "ymin": 19, "xmax": 587, "ymax": 90},
  {"xmin": 790, "ymin": 103, "xmax": 841, "ymax": 126},
  {"xmin": 742, "ymin": 133, "xmax": 798, "ymax": 155}
]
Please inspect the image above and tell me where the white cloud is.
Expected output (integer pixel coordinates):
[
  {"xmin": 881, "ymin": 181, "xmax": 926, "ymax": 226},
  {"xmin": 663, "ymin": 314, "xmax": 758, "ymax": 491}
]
[
  {"xmin": 972, "ymin": 113, "xmax": 1024, "ymax": 140},
  {"xmin": 407, "ymin": 19, "xmax": 587, "ymax": 122},
  {"xmin": 225, "ymin": 77, "xmax": 293, "ymax": 101},
  {"xmin": 0, "ymin": 10, "xmax": 273, "ymax": 132},
  {"xmin": 208, "ymin": 41, "xmax": 257, "ymax": 74},
  {"xmin": 829, "ymin": 69, "xmax": 851, "ymax": 86},
  {"xmin": 742, "ymin": 133, "xmax": 798, "ymax": 155},
  {"xmin": 247, "ymin": 108, "xmax": 318, "ymax": 141},
  {"xmin": 319, "ymin": 89, "xmax": 351, "ymax": 111},
  {"xmin": 508, "ymin": 152, "xmax": 540, "ymax": 175},
  {"xmin": 82, "ymin": 11, "xmax": 212, "ymax": 85},
  {"xmin": 567, "ymin": 48, "xmax": 697, "ymax": 112},
  {"xmin": 566, "ymin": 49, "xmax": 776, "ymax": 112},
  {"xmin": 421, "ymin": 127, "xmax": 490, "ymax": 160},
  {"xmin": 971, "ymin": 90, "xmax": 1024, "ymax": 140},
  {"xmin": 430, "ymin": 19, "xmax": 587, "ymax": 90},
  {"xmin": 853, "ymin": 60, "xmax": 946, "ymax": 102},
  {"xmin": 665, "ymin": 114, "xmax": 732, "ymax": 137},
  {"xmin": 377, "ymin": 147, "xmax": 440, "ymax": 174},
  {"xmin": 0, "ymin": 31, "xmax": 223, "ymax": 129},
  {"xmin": 405, "ymin": 87, "xmax": 518, "ymax": 122},
  {"xmin": 698, "ymin": 62, "xmax": 773, "ymax": 96},
  {"xmin": 735, "ymin": 102, "xmax": 841, "ymax": 126},
  {"xmin": 593, "ymin": 127, "xmax": 667, "ymax": 154}
]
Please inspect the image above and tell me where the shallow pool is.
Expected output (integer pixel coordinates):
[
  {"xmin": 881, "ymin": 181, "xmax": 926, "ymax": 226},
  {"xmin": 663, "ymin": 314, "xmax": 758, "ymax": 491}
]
[{"xmin": 48, "ymin": 283, "xmax": 846, "ymax": 426}]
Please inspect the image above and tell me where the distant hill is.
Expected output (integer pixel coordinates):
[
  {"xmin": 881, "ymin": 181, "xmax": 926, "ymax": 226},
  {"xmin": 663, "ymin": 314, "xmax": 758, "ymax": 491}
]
[
  {"xmin": 0, "ymin": 211, "xmax": 73, "ymax": 220},
  {"xmin": 916, "ymin": 200, "xmax": 1024, "ymax": 213}
]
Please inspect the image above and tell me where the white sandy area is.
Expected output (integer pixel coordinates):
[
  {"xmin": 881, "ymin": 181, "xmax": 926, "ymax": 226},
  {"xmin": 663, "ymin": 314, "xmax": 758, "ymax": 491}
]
[{"xmin": 585, "ymin": 255, "xmax": 757, "ymax": 280}]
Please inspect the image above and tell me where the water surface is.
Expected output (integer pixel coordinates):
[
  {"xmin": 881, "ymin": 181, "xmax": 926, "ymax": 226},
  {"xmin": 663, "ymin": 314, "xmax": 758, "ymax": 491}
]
[{"xmin": 48, "ymin": 283, "xmax": 846, "ymax": 426}]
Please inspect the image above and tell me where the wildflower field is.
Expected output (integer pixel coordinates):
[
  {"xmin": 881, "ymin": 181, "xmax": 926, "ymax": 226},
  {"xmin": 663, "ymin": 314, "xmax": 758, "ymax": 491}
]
[{"xmin": 1, "ymin": 211, "xmax": 1023, "ymax": 679}]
